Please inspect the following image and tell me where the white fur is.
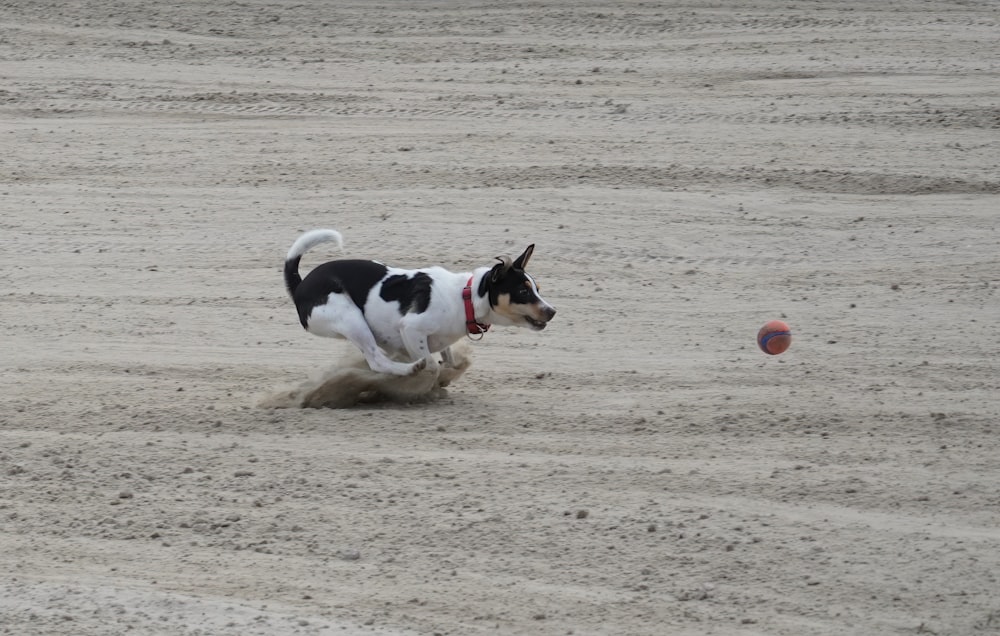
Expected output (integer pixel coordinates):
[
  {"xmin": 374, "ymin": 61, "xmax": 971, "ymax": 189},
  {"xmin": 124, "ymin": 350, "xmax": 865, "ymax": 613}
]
[{"xmin": 287, "ymin": 229, "xmax": 343, "ymax": 261}]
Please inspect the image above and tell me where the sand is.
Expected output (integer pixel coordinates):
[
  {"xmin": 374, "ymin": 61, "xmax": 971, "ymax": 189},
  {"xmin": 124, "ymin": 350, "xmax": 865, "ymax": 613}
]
[{"xmin": 2, "ymin": 1, "xmax": 999, "ymax": 634}]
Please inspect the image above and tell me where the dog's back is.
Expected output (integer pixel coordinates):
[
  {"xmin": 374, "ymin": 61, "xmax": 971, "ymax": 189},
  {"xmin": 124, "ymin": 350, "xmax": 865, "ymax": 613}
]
[{"xmin": 290, "ymin": 260, "xmax": 388, "ymax": 329}]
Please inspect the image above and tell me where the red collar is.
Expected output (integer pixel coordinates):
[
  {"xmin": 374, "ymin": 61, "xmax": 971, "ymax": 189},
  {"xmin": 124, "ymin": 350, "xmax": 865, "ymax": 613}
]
[{"xmin": 463, "ymin": 276, "xmax": 490, "ymax": 336}]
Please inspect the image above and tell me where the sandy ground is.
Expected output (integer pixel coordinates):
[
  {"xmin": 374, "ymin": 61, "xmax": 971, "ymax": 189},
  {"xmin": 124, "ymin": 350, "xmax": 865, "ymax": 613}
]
[{"xmin": 2, "ymin": 1, "xmax": 1000, "ymax": 634}]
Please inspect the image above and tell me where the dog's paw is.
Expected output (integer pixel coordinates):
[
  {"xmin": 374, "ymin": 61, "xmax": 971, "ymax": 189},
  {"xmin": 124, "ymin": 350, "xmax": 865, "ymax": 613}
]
[{"xmin": 408, "ymin": 358, "xmax": 428, "ymax": 375}]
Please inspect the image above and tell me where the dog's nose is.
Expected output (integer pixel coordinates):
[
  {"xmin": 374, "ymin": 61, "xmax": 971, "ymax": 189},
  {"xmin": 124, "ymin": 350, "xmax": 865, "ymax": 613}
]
[{"xmin": 544, "ymin": 306, "xmax": 556, "ymax": 321}]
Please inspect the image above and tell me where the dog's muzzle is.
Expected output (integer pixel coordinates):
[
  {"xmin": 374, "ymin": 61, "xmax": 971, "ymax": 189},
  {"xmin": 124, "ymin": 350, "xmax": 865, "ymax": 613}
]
[{"xmin": 526, "ymin": 305, "xmax": 556, "ymax": 330}]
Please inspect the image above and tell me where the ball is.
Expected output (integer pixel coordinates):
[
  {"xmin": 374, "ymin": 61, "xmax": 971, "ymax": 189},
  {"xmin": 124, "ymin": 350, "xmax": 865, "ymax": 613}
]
[{"xmin": 757, "ymin": 320, "xmax": 792, "ymax": 355}]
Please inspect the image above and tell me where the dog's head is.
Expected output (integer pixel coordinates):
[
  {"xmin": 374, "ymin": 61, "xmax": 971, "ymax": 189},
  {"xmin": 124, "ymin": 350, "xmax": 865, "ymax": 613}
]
[{"xmin": 484, "ymin": 244, "xmax": 556, "ymax": 330}]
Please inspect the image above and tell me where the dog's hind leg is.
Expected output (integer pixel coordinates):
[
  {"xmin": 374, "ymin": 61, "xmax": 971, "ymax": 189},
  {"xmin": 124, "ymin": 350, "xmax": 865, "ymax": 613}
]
[
  {"xmin": 309, "ymin": 301, "xmax": 425, "ymax": 376},
  {"xmin": 437, "ymin": 344, "xmax": 471, "ymax": 387}
]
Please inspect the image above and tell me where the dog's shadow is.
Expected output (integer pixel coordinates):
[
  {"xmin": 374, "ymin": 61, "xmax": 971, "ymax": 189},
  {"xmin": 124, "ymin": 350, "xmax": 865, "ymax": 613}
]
[{"xmin": 259, "ymin": 342, "xmax": 472, "ymax": 409}]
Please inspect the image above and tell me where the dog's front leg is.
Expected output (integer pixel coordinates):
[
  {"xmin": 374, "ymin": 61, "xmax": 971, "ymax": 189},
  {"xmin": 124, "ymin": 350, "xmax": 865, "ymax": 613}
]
[
  {"xmin": 440, "ymin": 346, "xmax": 454, "ymax": 367},
  {"xmin": 400, "ymin": 325, "xmax": 438, "ymax": 373}
]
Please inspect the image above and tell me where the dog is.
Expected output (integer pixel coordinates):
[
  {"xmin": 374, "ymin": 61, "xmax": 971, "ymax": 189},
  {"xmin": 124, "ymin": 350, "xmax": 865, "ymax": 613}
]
[{"xmin": 284, "ymin": 229, "xmax": 556, "ymax": 377}]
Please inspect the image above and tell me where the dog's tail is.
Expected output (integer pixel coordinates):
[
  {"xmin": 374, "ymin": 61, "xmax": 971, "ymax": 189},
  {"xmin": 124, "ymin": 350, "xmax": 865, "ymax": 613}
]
[{"xmin": 284, "ymin": 229, "xmax": 344, "ymax": 297}]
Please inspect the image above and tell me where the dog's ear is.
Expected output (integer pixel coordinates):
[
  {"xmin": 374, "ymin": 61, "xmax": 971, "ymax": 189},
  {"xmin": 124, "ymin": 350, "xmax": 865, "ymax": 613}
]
[
  {"xmin": 490, "ymin": 255, "xmax": 513, "ymax": 282},
  {"xmin": 512, "ymin": 244, "xmax": 534, "ymax": 270}
]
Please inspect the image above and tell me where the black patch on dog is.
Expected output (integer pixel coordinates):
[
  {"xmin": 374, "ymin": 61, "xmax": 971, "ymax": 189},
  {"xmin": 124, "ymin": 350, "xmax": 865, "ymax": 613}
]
[
  {"xmin": 380, "ymin": 272, "xmax": 432, "ymax": 314},
  {"xmin": 292, "ymin": 260, "xmax": 388, "ymax": 328}
]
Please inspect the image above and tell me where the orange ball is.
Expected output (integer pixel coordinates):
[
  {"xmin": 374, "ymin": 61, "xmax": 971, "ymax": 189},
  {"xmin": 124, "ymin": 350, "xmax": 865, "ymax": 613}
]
[{"xmin": 757, "ymin": 320, "xmax": 792, "ymax": 355}]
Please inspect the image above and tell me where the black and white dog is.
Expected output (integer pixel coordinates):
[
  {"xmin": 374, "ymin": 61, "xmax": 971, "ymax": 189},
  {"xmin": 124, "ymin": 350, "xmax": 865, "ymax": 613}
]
[{"xmin": 284, "ymin": 229, "xmax": 556, "ymax": 376}]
